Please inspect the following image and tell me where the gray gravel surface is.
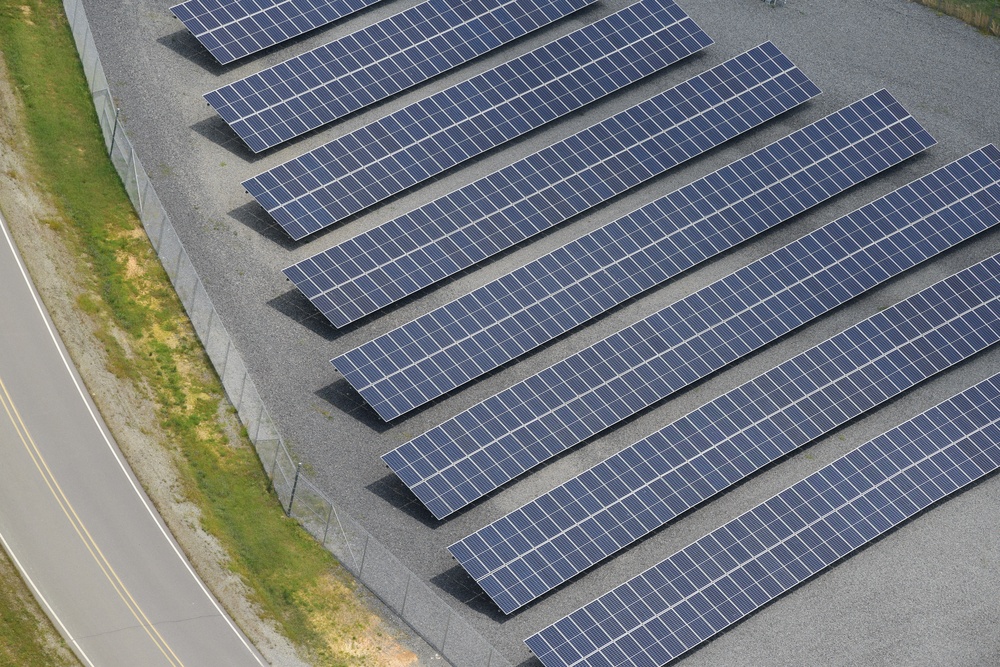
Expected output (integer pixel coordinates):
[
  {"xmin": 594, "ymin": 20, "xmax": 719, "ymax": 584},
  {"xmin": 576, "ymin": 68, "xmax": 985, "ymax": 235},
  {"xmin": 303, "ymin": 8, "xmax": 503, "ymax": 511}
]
[{"xmin": 82, "ymin": 0, "xmax": 1000, "ymax": 665}]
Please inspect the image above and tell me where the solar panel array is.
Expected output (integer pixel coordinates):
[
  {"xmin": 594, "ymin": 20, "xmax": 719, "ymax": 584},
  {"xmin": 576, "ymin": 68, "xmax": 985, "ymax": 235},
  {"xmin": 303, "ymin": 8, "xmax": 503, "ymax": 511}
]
[
  {"xmin": 526, "ymin": 371, "xmax": 1000, "ymax": 667},
  {"xmin": 206, "ymin": 0, "xmax": 595, "ymax": 152},
  {"xmin": 172, "ymin": 0, "xmax": 384, "ymax": 65},
  {"xmin": 289, "ymin": 41, "xmax": 815, "ymax": 328},
  {"xmin": 245, "ymin": 0, "xmax": 713, "ymax": 239},
  {"xmin": 165, "ymin": 0, "xmax": 1000, "ymax": 658},
  {"xmin": 333, "ymin": 91, "xmax": 932, "ymax": 421},
  {"xmin": 451, "ymin": 162, "xmax": 1000, "ymax": 612},
  {"xmin": 384, "ymin": 145, "xmax": 1000, "ymax": 520}
]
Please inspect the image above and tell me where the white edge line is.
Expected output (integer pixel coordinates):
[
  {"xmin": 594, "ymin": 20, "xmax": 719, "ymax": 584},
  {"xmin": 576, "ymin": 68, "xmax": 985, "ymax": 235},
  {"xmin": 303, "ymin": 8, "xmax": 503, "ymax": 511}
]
[
  {"xmin": 0, "ymin": 210, "xmax": 266, "ymax": 665},
  {"xmin": 0, "ymin": 528, "xmax": 97, "ymax": 667}
]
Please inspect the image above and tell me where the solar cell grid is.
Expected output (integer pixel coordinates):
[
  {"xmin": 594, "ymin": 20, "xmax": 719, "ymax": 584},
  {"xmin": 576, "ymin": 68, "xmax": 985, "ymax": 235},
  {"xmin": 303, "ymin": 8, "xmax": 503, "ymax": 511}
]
[
  {"xmin": 171, "ymin": 0, "xmax": 384, "ymax": 65},
  {"xmin": 245, "ymin": 0, "xmax": 713, "ymax": 239},
  {"xmin": 526, "ymin": 373, "xmax": 1000, "ymax": 667},
  {"xmin": 333, "ymin": 90, "xmax": 933, "ymax": 421},
  {"xmin": 384, "ymin": 145, "xmax": 1000, "ymax": 520},
  {"xmin": 206, "ymin": 0, "xmax": 595, "ymax": 152},
  {"xmin": 289, "ymin": 41, "xmax": 816, "ymax": 325},
  {"xmin": 451, "ymin": 206, "xmax": 1000, "ymax": 614}
]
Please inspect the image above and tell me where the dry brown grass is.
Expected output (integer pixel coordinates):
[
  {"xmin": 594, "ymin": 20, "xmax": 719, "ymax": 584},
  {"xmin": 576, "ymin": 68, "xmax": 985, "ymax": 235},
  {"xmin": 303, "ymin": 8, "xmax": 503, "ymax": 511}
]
[{"xmin": 914, "ymin": 0, "xmax": 1000, "ymax": 35}]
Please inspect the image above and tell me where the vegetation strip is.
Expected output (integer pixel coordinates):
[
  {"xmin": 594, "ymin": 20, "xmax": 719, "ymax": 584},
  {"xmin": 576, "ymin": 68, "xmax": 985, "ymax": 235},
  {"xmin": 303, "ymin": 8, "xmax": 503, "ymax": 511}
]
[
  {"xmin": 0, "ymin": 544, "xmax": 79, "ymax": 667},
  {"xmin": 915, "ymin": 0, "xmax": 1000, "ymax": 35},
  {"xmin": 0, "ymin": 2, "xmax": 414, "ymax": 665}
]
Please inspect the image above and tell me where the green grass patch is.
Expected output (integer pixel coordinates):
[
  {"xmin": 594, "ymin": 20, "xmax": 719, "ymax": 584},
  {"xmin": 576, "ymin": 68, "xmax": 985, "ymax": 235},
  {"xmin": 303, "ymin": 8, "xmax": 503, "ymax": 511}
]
[
  {"xmin": 0, "ymin": 2, "xmax": 410, "ymax": 664},
  {"xmin": 0, "ymin": 546, "xmax": 79, "ymax": 667},
  {"xmin": 0, "ymin": 4, "xmax": 147, "ymax": 335}
]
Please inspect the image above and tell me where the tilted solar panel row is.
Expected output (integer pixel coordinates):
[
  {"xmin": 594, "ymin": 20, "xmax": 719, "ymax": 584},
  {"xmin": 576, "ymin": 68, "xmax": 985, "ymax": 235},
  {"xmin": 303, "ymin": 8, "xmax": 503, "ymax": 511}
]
[
  {"xmin": 527, "ymin": 371, "xmax": 1000, "ymax": 667},
  {"xmin": 384, "ymin": 145, "xmax": 1000, "ymax": 520},
  {"xmin": 172, "ymin": 0, "xmax": 385, "ymax": 65},
  {"xmin": 289, "ymin": 40, "xmax": 816, "ymax": 328},
  {"xmin": 333, "ymin": 90, "xmax": 931, "ymax": 421},
  {"xmin": 206, "ymin": 0, "xmax": 595, "ymax": 152},
  {"xmin": 451, "ymin": 149, "xmax": 1000, "ymax": 613},
  {"xmin": 245, "ymin": 0, "xmax": 713, "ymax": 239}
]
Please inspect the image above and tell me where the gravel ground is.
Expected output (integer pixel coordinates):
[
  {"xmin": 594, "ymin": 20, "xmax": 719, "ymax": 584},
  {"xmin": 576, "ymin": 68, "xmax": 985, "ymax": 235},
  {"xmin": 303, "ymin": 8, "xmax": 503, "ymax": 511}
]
[{"xmin": 81, "ymin": 0, "xmax": 1000, "ymax": 665}]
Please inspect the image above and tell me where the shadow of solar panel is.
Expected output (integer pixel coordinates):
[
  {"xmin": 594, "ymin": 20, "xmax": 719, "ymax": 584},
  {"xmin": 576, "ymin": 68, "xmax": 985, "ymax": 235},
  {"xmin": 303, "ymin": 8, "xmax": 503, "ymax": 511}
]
[
  {"xmin": 288, "ymin": 41, "xmax": 814, "ymax": 327},
  {"xmin": 245, "ymin": 0, "xmax": 712, "ymax": 239},
  {"xmin": 334, "ymin": 90, "xmax": 932, "ymax": 421},
  {"xmin": 206, "ymin": 0, "xmax": 595, "ymax": 152},
  {"xmin": 450, "ymin": 148, "xmax": 1000, "ymax": 612},
  {"xmin": 526, "ymin": 371, "xmax": 1000, "ymax": 667},
  {"xmin": 385, "ymin": 145, "xmax": 1000, "ymax": 521},
  {"xmin": 171, "ymin": 0, "xmax": 385, "ymax": 65}
]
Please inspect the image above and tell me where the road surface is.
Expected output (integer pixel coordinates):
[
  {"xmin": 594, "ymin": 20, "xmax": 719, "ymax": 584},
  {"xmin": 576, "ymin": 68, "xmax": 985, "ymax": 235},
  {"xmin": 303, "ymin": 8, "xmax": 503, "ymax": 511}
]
[{"xmin": 0, "ymin": 209, "xmax": 267, "ymax": 666}]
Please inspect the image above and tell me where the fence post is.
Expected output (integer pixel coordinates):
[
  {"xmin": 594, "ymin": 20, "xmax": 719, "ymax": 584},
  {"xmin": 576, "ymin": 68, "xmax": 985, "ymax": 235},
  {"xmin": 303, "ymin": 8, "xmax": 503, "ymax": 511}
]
[
  {"xmin": 133, "ymin": 152, "xmax": 143, "ymax": 214},
  {"xmin": 400, "ymin": 574, "xmax": 411, "ymax": 614},
  {"xmin": 321, "ymin": 502, "xmax": 334, "ymax": 545},
  {"xmin": 269, "ymin": 437, "xmax": 280, "ymax": 488},
  {"xmin": 108, "ymin": 106, "xmax": 120, "ymax": 157},
  {"xmin": 441, "ymin": 612, "xmax": 452, "ymax": 657},
  {"xmin": 286, "ymin": 462, "xmax": 301, "ymax": 516}
]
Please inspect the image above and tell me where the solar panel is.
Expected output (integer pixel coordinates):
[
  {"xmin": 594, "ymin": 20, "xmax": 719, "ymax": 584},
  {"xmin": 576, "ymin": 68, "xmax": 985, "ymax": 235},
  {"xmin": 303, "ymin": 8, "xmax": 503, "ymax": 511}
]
[
  {"xmin": 245, "ymin": 0, "xmax": 712, "ymax": 239},
  {"xmin": 384, "ymin": 145, "xmax": 1000, "ymax": 520},
  {"xmin": 289, "ymin": 41, "xmax": 816, "ymax": 326},
  {"xmin": 333, "ymin": 91, "xmax": 932, "ymax": 421},
  {"xmin": 526, "ymin": 371, "xmax": 1000, "ymax": 667},
  {"xmin": 451, "ymin": 191, "xmax": 1000, "ymax": 613},
  {"xmin": 206, "ymin": 0, "xmax": 595, "ymax": 153},
  {"xmin": 171, "ymin": 0, "xmax": 384, "ymax": 65}
]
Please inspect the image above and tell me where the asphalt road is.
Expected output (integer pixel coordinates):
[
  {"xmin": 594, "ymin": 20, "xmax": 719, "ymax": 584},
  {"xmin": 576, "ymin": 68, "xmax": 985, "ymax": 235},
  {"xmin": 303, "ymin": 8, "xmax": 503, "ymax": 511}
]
[{"xmin": 0, "ymin": 210, "xmax": 266, "ymax": 666}]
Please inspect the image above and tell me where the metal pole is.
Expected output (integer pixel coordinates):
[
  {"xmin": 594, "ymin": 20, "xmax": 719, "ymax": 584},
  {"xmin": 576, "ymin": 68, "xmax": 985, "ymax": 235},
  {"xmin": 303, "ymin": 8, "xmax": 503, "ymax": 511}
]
[
  {"xmin": 133, "ymin": 152, "xmax": 144, "ymax": 214},
  {"xmin": 286, "ymin": 462, "xmax": 301, "ymax": 516},
  {"xmin": 108, "ymin": 105, "xmax": 120, "ymax": 157},
  {"xmin": 269, "ymin": 435, "xmax": 281, "ymax": 484},
  {"xmin": 321, "ymin": 502, "xmax": 334, "ymax": 546},
  {"xmin": 400, "ymin": 574, "xmax": 411, "ymax": 615},
  {"xmin": 440, "ymin": 611, "xmax": 452, "ymax": 657}
]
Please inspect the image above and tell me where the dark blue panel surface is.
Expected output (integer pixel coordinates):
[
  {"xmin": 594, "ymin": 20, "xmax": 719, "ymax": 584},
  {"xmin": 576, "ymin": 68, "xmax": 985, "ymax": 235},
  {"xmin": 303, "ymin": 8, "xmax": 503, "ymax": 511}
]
[
  {"xmin": 289, "ymin": 41, "xmax": 815, "ymax": 323},
  {"xmin": 334, "ymin": 91, "xmax": 933, "ymax": 420},
  {"xmin": 452, "ymin": 158, "xmax": 1000, "ymax": 611},
  {"xmin": 172, "ymin": 0, "xmax": 385, "ymax": 65},
  {"xmin": 247, "ymin": 0, "xmax": 713, "ymax": 239},
  {"xmin": 384, "ymin": 145, "xmax": 1000, "ymax": 520},
  {"xmin": 526, "ymin": 371, "xmax": 1000, "ymax": 667},
  {"xmin": 206, "ymin": 0, "xmax": 594, "ymax": 152}
]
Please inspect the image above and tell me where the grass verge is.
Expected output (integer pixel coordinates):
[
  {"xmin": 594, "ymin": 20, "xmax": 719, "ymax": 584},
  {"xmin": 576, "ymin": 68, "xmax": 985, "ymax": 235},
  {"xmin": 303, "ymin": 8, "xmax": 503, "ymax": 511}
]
[
  {"xmin": 914, "ymin": 0, "xmax": 1000, "ymax": 35},
  {"xmin": 0, "ymin": 546, "xmax": 79, "ymax": 667},
  {"xmin": 0, "ymin": 2, "xmax": 415, "ymax": 665}
]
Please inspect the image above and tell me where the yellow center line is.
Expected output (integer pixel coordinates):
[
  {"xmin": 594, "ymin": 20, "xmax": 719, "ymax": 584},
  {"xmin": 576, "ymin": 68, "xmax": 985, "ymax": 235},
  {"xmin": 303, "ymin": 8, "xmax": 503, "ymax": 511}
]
[{"xmin": 0, "ymin": 373, "xmax": 185, "ymax": 667}]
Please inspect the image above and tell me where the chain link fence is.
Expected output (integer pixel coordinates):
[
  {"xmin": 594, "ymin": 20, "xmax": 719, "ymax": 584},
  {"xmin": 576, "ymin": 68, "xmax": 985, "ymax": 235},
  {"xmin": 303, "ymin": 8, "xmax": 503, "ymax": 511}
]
[{"xmin": 60, "ymin": 2, "xmax": 509, "ymax": 665}]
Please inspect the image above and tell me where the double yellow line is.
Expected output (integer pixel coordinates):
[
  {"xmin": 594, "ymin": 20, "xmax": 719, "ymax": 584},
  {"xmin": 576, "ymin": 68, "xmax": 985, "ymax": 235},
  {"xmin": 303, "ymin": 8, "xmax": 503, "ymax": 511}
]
[{"xmin": 0, "ymin": 373, "xmax": 185, "ymax": 667}]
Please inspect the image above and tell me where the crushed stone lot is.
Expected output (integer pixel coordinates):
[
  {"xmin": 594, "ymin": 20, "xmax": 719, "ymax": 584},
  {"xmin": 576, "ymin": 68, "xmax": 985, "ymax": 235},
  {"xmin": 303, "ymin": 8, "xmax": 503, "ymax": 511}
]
[{"xmin": 82, "ymin": 0, "xmax": 1000, "ymax": 665}]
